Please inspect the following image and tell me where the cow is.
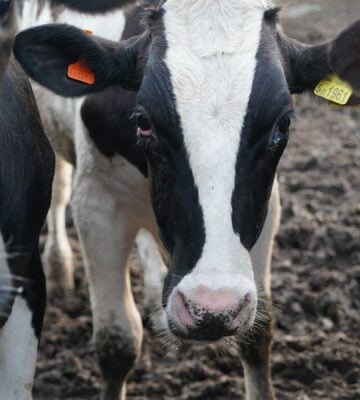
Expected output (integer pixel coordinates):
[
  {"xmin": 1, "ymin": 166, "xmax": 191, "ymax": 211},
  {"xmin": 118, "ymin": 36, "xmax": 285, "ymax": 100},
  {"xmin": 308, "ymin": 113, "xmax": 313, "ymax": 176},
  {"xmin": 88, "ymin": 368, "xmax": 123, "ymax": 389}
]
[
  {"xmin": 0, "ymin": 4, "xmax": 129, "ymax": 400},
  {"xmin": 14, "ymin": 0, "xmax": 360, "ymax": 399},
  {"xmin": 0, "ymin": 0, "xmax": 55, "ymax": 399},
  {"xmin": 18, "ymin": 0, "xmax": 157, "ymax": 299}
]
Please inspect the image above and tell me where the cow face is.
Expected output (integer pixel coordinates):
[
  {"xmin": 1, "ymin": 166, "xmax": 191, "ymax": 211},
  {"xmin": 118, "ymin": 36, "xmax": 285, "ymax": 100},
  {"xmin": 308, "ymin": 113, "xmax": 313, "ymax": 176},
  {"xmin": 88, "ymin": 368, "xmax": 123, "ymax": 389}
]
[
  {"xmin": 14, "ymin": 0, "xmax": 360, "ymax": 343},
  {"xmin": 135, "ymin": 3, "xmax": 290, "ymax": 341},
  {"xmin": 0, "ymin": 0, "xmax": 16, "ymax": 81}
]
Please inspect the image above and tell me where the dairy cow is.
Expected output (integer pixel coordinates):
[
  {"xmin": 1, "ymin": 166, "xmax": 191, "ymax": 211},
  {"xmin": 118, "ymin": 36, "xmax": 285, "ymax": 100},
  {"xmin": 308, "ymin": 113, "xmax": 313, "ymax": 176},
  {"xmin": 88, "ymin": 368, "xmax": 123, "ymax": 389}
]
[
  {"xmin": 18, "ymin": 0, "xmax": 133, "ymax": 296},
  {"xmin": 15, "ymin": 0, "xmax": 360, "ymax": 399},
  {"xmin": 0, "ymin": 1, "xmax": 116, "ymax": 398},
  {"xmin": 0, "ymin": 1, "xmax": 54, "ymax": 399},
  {"xmin": 19, "ymin": 0, "xmax": 163, "ymax": 302}
]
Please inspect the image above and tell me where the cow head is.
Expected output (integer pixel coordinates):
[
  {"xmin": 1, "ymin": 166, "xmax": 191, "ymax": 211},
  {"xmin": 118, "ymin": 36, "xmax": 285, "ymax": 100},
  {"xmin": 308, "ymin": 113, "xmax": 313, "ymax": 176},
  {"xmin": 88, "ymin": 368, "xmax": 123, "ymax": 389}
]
[{"xmin": 14, "ymin": 0, "xmax": 360, "ymax": 343}]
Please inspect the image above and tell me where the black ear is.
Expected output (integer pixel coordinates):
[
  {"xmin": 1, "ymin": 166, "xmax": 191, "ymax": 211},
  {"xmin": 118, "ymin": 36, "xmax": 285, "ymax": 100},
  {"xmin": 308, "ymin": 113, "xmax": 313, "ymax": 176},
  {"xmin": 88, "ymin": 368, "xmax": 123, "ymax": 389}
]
[
  {"xmin": 329, "ymin": 20, "xmax": 360, "ymax": 93},
  {"xmin": 280, "ymin": 20, "xmax": 360, "ymax": 105},
  {"xmin": 14, "ymin": 24, "xmax": 145, "ymax": 97},
  {"xmin": 51, "ymin": 0, "xmax": 134, "ymax": 13}
]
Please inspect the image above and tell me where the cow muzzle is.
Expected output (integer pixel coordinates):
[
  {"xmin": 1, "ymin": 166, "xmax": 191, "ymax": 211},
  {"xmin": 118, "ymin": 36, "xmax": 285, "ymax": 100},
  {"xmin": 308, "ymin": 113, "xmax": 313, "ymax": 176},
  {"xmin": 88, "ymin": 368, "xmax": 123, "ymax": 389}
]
[{"xmin": 166, "ymin": 285, "xmax": 256, "ymax": 342}]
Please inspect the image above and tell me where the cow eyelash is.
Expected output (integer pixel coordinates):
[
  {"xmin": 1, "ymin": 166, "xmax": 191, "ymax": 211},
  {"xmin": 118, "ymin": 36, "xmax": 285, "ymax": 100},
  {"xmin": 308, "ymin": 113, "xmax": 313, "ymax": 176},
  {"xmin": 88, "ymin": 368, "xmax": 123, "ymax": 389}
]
[{"xmin": 269, "ymin": 109, "xmax": 294, "ymax": 148}]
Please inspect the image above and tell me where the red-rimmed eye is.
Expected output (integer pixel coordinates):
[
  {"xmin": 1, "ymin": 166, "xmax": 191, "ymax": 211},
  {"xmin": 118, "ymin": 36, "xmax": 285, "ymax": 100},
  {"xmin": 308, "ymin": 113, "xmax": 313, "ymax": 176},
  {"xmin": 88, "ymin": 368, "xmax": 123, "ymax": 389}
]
[{"xmin": 136, "ymin": 114, "xmax": 153, "ymax": 137}]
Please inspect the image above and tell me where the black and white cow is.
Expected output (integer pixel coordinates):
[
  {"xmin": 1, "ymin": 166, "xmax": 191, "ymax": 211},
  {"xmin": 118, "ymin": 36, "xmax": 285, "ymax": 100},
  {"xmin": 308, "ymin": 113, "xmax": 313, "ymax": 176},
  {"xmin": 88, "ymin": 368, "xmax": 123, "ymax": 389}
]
[
  {"xmin": 0, "ymin": 0, "xmax": 55, "ymax": 398},
  {"xmin": 18, "ymin": 0, "xmax": 140, "ymax": 298},
  {"xmin": 14, "ymin": 0, "xmax": 360, "ymax": 399}
]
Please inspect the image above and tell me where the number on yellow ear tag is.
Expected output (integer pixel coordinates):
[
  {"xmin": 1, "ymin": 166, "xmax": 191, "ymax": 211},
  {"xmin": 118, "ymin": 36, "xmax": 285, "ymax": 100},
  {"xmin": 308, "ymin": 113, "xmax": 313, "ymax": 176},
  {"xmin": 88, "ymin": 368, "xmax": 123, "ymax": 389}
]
[{"xmin": 314, "ymin": 74, "xmax": 353, "ymax": 105}]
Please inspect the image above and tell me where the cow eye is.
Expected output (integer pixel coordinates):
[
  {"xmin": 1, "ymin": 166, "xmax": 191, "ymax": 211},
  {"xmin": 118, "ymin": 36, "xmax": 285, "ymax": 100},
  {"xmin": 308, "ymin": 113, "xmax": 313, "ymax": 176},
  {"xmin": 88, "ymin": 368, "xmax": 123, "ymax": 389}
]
[
  {"xmin": 277, "ymin": 114, "xmax": 291, "ymax": 134},
  {"xmin": 136, "ymin": 113, "xmax": 153, "ymax": 138},
  {"xmin": 270, "ymin": 111, "xmax": 292, "ymax": 147},
  {"xmin": 0, "ymin": 0, "xmax": 11, "ymax": 16}
]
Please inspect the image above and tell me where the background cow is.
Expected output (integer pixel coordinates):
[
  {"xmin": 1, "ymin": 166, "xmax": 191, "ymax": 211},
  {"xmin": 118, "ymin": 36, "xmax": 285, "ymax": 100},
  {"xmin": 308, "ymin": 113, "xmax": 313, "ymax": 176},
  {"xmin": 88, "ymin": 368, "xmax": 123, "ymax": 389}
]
[
  {"xmin": 0, "ymin": 1, "xmax": 54, "ymax": 399},
  {"xmin": 0, "ymin": 0, "xmax": 120, "ymax": 397},
  {"xmin": 14, "ymin": 1, "xmax": 360, "ymax": 400}
]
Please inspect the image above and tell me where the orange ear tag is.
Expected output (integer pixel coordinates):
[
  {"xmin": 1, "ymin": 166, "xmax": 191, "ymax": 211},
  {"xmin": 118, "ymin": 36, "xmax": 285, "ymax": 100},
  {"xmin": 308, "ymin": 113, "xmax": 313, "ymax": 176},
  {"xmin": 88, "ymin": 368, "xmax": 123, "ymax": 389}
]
[{"xmin": 67, "ymin": 29, "xmax": 95, "ymax": 85}]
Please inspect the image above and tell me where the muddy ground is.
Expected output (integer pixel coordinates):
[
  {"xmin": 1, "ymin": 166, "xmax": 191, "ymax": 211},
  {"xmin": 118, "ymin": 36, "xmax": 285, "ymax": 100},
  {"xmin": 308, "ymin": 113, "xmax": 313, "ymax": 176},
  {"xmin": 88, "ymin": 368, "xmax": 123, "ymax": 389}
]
[{"xmin": 34, "ymin": 1, "xmax": 360, "ymax": 399}]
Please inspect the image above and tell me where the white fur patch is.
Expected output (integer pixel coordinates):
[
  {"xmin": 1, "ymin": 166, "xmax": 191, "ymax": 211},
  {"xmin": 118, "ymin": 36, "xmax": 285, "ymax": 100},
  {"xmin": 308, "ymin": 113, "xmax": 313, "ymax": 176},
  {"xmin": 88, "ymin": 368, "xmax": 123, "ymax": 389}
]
[
  {"xmin": 20, "ymin": 0, "xmax": 126, "ymax": 39},
  {"xmin": 163, "ymin": 0, "xmax": 270, "ymax": 294}
]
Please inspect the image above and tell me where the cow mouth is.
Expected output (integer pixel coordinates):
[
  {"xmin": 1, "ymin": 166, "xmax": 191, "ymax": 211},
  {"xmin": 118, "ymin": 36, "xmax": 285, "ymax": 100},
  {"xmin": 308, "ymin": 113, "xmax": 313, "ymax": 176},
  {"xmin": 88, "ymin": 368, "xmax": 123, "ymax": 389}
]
[
  {"xmin": 168, "ymin": 322, "xmax": 239, "ymax": 342},
  {"xmin": 166, "ymin": 310, "xmax": 245, "ymax": 343}
]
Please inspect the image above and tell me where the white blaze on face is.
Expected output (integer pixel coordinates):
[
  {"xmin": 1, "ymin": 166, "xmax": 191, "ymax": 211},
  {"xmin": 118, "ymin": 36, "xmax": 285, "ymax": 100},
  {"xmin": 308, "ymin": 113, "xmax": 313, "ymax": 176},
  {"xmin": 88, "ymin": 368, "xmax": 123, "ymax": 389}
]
[{"xmin": 163, "ymin": 0, "xmax": 271, "ymax": 294}]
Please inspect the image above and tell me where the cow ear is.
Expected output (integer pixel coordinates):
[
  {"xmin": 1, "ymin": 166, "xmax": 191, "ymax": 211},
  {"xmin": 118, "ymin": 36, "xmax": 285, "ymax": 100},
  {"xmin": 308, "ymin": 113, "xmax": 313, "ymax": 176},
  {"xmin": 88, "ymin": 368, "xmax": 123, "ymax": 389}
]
[
  {"xmin": 14, "ymin": 24, "xmax": 145, "ymax": 97},
  {"xmin": 329, "ymin": 20, "xmax": 360, "ymax": 93},
  {"xmin": 52, "ymin": 0, "xmax": 133, "ymax": 13},
  {"xmin": 280, "ymin": 20, "xmax": 360, "ymax": 105}
]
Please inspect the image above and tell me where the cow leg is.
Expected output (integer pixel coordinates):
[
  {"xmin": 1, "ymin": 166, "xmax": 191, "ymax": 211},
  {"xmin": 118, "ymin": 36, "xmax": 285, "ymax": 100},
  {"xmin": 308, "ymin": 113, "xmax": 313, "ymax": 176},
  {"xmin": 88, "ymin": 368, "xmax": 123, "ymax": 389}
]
[
  {"xmin": 135, "ymin": 228, "xmax": 167, "ymax": 321},
  {"xmin": 240, "ymin": 181, "xmax": 280, "ymax": 400},
  {"xmin": 0, "ymin": 297, "xmax": 38, "ymax": 400},
  {"xmin": 0, "ymin": 250, "xmax": 46, "ymax": 400},
  {"xmin": 72, "ymin": 173, "xmax": 143, "ymax": 400},
  {"xmin": 43, "ymin": 155, "xmax": 74, "ymax": 295}
]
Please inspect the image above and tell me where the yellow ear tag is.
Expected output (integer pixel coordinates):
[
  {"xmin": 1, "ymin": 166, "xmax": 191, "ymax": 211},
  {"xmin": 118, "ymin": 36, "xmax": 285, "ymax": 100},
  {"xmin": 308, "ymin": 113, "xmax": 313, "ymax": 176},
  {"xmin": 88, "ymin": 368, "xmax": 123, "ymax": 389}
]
[{"xmin": 314, "ymin": 74, "xmax": 353, "ymax": 105}]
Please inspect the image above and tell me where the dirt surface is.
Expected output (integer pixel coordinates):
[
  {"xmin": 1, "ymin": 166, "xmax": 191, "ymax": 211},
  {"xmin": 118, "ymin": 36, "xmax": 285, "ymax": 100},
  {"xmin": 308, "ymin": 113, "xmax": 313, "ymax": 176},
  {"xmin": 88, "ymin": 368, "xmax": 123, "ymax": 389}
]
[{"xmin": 34, "ymin": 1, "xmax": 360, "ymax": 399}]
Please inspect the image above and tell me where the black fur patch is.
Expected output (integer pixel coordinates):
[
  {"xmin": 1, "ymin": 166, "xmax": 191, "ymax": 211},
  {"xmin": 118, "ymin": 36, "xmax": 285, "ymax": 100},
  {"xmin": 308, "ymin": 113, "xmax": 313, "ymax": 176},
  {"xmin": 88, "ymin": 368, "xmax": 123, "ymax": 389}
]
[
  {"xmin": 81, "ymin": 87, "xmax": 148, "ymax": 177},
  {"xmin": 232, "ymin": 18, "xmax": 292, "ymax": 250},
  {"xmin": 0, "ymin": 58, "xmax": 54, "ymax": 337}
]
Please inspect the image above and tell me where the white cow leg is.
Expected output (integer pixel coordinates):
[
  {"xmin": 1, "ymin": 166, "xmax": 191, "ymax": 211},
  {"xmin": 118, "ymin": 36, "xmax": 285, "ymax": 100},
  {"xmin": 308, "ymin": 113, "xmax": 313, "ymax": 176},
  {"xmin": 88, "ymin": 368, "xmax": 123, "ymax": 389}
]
[
  {"xmin": 43, "ymin": 155, "xmax": 74, "ymax": 295},
  {"xmin": 0, "ymin": 249, "xmax": 45, "ymax": 400},
  {"xmin": 240, "ymin": 181, "xmax": 280, "ymax": 400},
  {"xmin": 72, "ymin": 177, "xmax": 143, "ymax": 400},
  {"xmin": 135, "ymin": 228, "xmax": 167, "ymax": 323}
]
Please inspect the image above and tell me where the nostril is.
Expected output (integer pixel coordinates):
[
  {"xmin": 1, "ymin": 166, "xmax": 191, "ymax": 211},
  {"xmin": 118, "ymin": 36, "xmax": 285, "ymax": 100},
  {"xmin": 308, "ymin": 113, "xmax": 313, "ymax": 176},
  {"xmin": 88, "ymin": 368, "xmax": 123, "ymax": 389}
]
[
  {"xmin": 244, "ymin": 291, "xmax": 254, "ymax": 304},
  {"xmin": 169, "ymin": 287, "xmax": 257, "ymax": 339},
  {"xmin": 228, "ymin": 292, "xmax": 256, "ymax": 331},
  {"xmin": 177, "ymin": 291, "xmax": 187, "ymax": 308},
  {"xmin": 171, "ymin": 290, "xmax": 197, "ymax": 329}
]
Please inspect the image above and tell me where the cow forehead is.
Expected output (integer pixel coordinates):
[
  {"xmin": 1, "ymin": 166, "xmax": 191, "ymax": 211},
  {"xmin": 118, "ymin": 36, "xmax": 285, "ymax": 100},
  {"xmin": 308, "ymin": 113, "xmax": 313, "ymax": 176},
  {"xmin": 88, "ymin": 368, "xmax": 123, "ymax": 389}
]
[
  {"xmin": 163, "ymin": 0, "xmax": 272, "ymax": 56},
  {"xmin": 162, "ymin": 0, "xmax": 269, "ymax": 165},
  {"xmin": 162, "ymin": 0, "xmax": 272, "ymax": 133}
]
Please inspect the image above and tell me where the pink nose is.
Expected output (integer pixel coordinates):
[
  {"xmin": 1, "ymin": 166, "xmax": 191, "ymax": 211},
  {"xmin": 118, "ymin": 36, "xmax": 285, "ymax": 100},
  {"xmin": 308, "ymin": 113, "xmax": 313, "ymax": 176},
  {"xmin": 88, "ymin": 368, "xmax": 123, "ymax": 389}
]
[{"xmin": 169, "ymin": 286, "xmax": 256, "ymax": 341}]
